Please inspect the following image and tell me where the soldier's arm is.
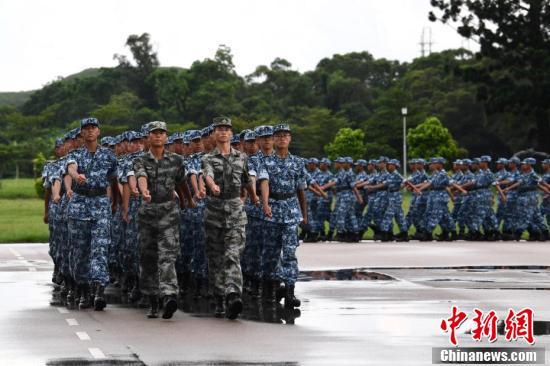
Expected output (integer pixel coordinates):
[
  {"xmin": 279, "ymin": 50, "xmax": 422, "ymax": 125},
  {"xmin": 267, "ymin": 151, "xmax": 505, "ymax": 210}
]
[
  {"xmin": 297, "ymin": 188, "xmax": 308, "ymax": 225},
  {"xmin": 260, "ymin": 179, "xmax": 271, "ymax": 217},
  {"xmin": 352, "ymin": 186, "xmax": 364, "ymax": 204},
  {"xmin": 177, "ymin": 180, "xmax": 195, "ymax": 208},
  {"xmin": 67, "ymin": 162, "xmax": 86, "ymax": 185},
  {"xmin": 503, "ymin": 181, "xmax": 521, "ymax": 193},
  {"xmin": 416, "ymin": 181, "xmax": 432, "ymax": 192},
  {"xmin": 51, "ymin": 179, "xmax": 62, "ymax": 203},
  {"xmin": 64, "ymin": 174, "xmax": 73, "ymax": 200},
  {"xmin": 321, "ymin": 181, "xmax": 337, "ymax": 190},
  {"xmin": 43, "ymin": 187, "xmax": 51, "ymax": 224},
  {"xmin": 122, "ymin": 183, "xmax": 130, "ymax": 222}
]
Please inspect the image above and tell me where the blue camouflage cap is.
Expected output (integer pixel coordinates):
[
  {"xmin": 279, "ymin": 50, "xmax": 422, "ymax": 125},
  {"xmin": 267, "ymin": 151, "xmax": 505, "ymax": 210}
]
[
  {"xmin": 201, "ymin": 125, "xmax": 213, "ymax": 137},
  {"xmin": 320, "ymin": 157, "xmax": 331, "ymax": 165},
  {"xmin": 230, "ymin": 135, "xmax": 241, "ymax": 144},
  {"xmin": 121, "ymin": 131, "xmax": 131, "ymax": 141},
  {"xmin": 388, "ymin": 159, "xmax": 401, "ymax": 167},
  {"xmin": 273, "ymin": 123, "xmax": 291, "ymax": 133},
  {"xmin": 521, "ymin": 157, "xmax": 536, "ymax": 165},
  {"xmin": 100, "ymin": 137, "xmax": 111, "ymax": 146},
  {"xmin": 368, "ymin": 159, "xmax": 377, "ymax": 165},
  {"xmin": 461, "ymin": 158, "xmax": 472, "ymax": 165},
  {"xmin": 244, "ymin": 130, "xmax": 256, "ymax": 141},
  {"xmin": 417, "ymin": 158, "xmax": 426, "ymax": 165},
  {"xmin": 542, "ymin": 158, "xmax": 550, "ymax": 165},
  {"xmin": 55, "ymin": 138, "xmax": 64, "ymax": 148},
  {"xmin": 307, "ymin": 158, "xmax": 319, "ymax": 165},
  {"xmin": 182, "ymin": 131, "xmax": 191, "ymax": 144},
  {"xmin": 335, "ymin": 157, "xmax": 345, "ymax": 163},
  {"xmin": 472, "ymin": 158, "xmax": 481, "ymax": 164},
  {"xmin": 165, "ymin": 135, "xmax": 174, "ymax": 145},
  {"xmin": 409, "ymin": 158, "xmax": 418, "ymax": 164},
  {"xmin": 378, "ymin": 156, "xmax": 389, "ymax": 163},
  {"xmin": 141, "ymin": 122, "xmax": 151, "ymax": 135},
  {"xmin": 480, "ymin": 155, "xmax": 492, "ymax": 163},
  {"xmin": 188, "ymin": 130, "xmax": 202, "ymax": 141},
  {"xmin": 355, "ymin": 159, "xmax": 367, "ymax": 166},
  {"xmin": 80, "ymin": 117, "xmax": 99, "ymax": 128},
  {"xmin": 172, "ymin": 132, "xmax": 183, "ymax": 142},
  {"xmin": 344, "ymin": 157, "xmax": 354, "ymax": 164},
  {"xmin": 239, "ymin": 129, "xmax": 251, "ymax": 139},
  {"xmin": 496, "ymin": 158, "xmax": 508, "ymax": 165},
  {"xmin": 508, "ymin": 157, "xmax": 521, "ymax": 165},
  {"xmin": 453, "ymin": 159, "xmax": 462, "ymax": 165},
  {"xmin": 254, "ymin": 125, "xmax": 274, "ymax": 137}
]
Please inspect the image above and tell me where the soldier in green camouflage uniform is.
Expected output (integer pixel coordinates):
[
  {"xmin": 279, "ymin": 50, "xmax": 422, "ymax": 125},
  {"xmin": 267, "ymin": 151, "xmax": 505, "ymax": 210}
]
[
  {"xmin": 133, "ymin": 121, "xmax": 195, "ymax": 319},
  {"xmin": 201, "ymin": 116, "xmax": 260, "ymax": 320}
]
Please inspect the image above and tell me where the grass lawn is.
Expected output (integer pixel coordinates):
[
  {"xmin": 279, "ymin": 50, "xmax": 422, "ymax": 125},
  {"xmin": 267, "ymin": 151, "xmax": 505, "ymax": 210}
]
[
  {"xmin": 0, "ymin": 178, "xmax": 39, "ymax": 199},
  {"xmin": 0, "ymin": 198, "xmax": 48, "ymax": 243}
]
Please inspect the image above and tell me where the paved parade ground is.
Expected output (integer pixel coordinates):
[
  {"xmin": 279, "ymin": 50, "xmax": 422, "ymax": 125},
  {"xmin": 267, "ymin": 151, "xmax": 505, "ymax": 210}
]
[{"xmin": 1, "ymin": 242, "xmax": 549, "ymax": 365}]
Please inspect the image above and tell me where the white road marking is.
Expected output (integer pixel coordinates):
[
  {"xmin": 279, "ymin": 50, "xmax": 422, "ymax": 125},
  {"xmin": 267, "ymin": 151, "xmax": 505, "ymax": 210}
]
[
  {"xmin": 57, "ymin": 307, "xmax": 69, "ymax": 314},
  {"xmin": 76, "ymin": 331, "xmax": 90, "ymax": 341},
  {"xmin": 88, "ymin": 348, "xmax": 106, "ymax": 359},
  {"xmin": 66, "ymin": 318, "xmax": 79, "ymax": 326},
  {"xmin": 27, "ymin": 267, "xmax": 36, "ymax": 272}
]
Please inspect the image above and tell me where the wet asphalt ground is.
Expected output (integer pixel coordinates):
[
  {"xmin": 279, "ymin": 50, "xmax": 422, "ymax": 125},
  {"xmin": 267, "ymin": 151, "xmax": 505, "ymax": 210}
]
[{"xmin": 0, "ymin": 242, "xmax": 549, "ymax": 366}]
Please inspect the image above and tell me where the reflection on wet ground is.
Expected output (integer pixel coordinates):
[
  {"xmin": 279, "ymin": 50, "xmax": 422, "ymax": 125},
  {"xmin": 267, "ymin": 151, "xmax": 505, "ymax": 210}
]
[
  {"xmin": 46, "ymin": 360, "xmax": 299, "ymax": 366},
  {"xmin": 300, "ymin": 269, "xmax": 395, "ymax": 281}
]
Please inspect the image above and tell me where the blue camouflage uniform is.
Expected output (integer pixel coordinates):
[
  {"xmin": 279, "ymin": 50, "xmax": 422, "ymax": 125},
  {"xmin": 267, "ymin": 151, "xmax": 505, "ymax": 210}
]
[
  {"xmin": 379, "ymin": 161, "xmax": 408, "ymax": 234},
  {"xmin": 494, "ymin": 158, "xmax": 510, "ymax": 228},
  {"xmin": 261, "ymin": 126, "xmax": 307, "ymax": 287},
  {"xmin": 502, "ymin": 161, "xmax": 522, "ymax": 233},
  {"xmin": 406, "ymin": 160, "xmax": 429, "ymax": 233},
  {"xmin": 513, "ymin": 160, "xmax": 545, "ymax": 236},
  {"xmin": 66, "ymin": 127, "xmax": 117, "ymax": 287},
  {"xmin": 313, "ymin": 158, "xmax": 333, "ymax": 236},
  {"xmin": 353, "ymin": 160, "xmax": 368, "ymax": 223},
  {"xmin": 470, "ymin": 157, "xmax": 498, "ymax": 234},
  {"xmin": 424, "ymin": 159, "xmax": 454, "ymax": 233},
  {"xmin": 331, "ymin": 158, "xmax": 359, "ymax": 236}
]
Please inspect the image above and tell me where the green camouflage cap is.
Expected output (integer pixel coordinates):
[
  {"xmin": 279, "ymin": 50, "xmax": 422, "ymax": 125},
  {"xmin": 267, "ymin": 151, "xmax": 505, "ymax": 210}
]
[
  {"xmin": 148, "ymin": 121, "xmax": 167, "ymax": 133},
  {"xmin": 212, "ymin": 116, "xmax": 232, "ymax": 128}
]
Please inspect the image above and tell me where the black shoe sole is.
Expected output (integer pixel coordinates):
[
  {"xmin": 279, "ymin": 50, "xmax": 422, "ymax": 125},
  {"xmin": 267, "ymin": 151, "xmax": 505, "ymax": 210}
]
[
  {"xmin": 162, "ymin": 298, "xmax": 178, "ymax": 319},
  {"xmin": 226, "ymin": 298, "xmax": 243, "ymax": 320},
  {"xmin": 214, "ymin": 310, "xmax": 225, "ymax": 318},
  {"xmin": 94, "ymin": 297, "xmax": 106, "ymax": 311},
  {"xmin": 147, "ymin": 312, "xmax": 159, "ymax": 319}
]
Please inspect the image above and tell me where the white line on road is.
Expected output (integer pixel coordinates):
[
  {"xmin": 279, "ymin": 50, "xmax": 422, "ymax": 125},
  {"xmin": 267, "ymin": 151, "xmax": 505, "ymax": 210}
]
[
  {"xmin": 76, "ymin": 331, "xmax": 90, "ymax": 341},
  {"xmin": 66, "ymin": 318, "xmax": 79, "ymax": 326},
  {"xmin": 27, "ymin": 267, "xmax": 36, "ymax": 272},
  {"xmin": 57, "ymin": 307, "xmax": 69, "ymax": 314},
  {"xmin": 88, "ymin": 348, "xmax": 106, "ymax": 359}
]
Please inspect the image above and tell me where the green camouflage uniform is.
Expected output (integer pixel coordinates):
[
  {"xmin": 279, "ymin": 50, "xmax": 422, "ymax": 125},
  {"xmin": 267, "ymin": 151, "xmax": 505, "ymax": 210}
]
[
  {"xmin": 201, "ymin": 146, "xmax": 251, "ymax": 297},
  {"xmin": 133, "ymin": 149, "xmax": 186, "ymax": 297}
]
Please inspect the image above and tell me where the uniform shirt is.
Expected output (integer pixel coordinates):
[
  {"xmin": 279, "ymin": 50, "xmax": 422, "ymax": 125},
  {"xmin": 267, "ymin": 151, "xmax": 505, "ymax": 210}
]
[
  {"xmin": 316, "ymin": 169, "xmax": 334, "ymax": 201},
  {"xmin": 263, "ymin": 153, "xmax": 307, "ymax": 225},
  {"xmin": 516, "ymin": 170, "xmax": 542, "ymax": 192},
  {"xmin": 66, "ymin": 146, "xmax": 118, "ymax": 220},
  {"xmin": 331, "ymin": 169, "xmax": 356, "ymax": 191},
  {"xmin": 474, "ymin": 168, "xmax": 497, "ymax": 189},
  {"xmin": 429, "ymin": 169, "xmax": 451, "ymax": 190},
  {"xmin": 134, "ymin": 149, "xmax": 186, "ymax": 202},
  {"xmin": 495, "ymin": 169, "xmax": 509, "ymax": 182},
  {"xmin": 201, "ymin": 147, "xmax": 251, "ymax": 228},
  {"xmin": 450, "ymin": 171, "xmax": 463, "ymax": 185},
  {"xmin": 383, "ymin": 171, "xmax": 403, "ymax": 192},
  {"xmin": 245, "ymin": 152, "xmax": 269, "ymax": 219}
]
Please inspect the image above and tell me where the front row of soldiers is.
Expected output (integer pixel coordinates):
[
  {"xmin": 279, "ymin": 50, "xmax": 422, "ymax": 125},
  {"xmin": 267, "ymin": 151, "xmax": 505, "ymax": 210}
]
[
  {"xmin": 43, "ymin": 117, "xmax": 309, "ymax": 320},
  {"xmin": 300, "ymin": 156, "xmax": 550, "ymax": 242}
]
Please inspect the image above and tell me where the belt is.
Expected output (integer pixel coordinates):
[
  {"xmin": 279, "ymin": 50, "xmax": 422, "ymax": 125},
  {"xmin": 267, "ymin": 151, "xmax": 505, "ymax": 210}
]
[
  {"xmin": 209, "ymin": 193, "xmax": 241, "ymax": 200},
  {"xmin": 519, "ymin": 187, "xmax": 537, "ymax": 192},
  {"xmin": 74, "ymin": 187, "xmax": 107, "ymax": 197},
  {"xmin": 336, "ymin": 188, "xmax": 351, "ymax": 192},
  {"xmin": 270, "ymin": 192, "xmax": 295, "ymax": 200},
  {"xmin": 150, "ymin": 195, "xmax": 173, "ymax": 203}
]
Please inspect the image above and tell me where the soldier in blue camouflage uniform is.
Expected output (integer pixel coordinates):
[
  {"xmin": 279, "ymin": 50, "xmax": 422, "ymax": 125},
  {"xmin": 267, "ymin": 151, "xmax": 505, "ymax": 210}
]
[
  {"xmin": 494, "ymin": 158, "xmax": 510, "ymax": 231},
  {"xmin": 355, "ymin": 159, "xmax": 377, "ymax": 237},
  {"xmin": 302, "ymin": 158, "xmax": 322, "ymax": 242},
  {"xmin": 499, "ymin": 157, "xmax": 522, "ymax": 238},
  {"xmin": 404, "ymin": 159, "xmax": 429, "ymax": 239},
  {"xmin": 353, "ymin": 159, "xmax": 368, "ymax": 234},
  {"xmin": 416, "ymin": 157, "xmax": 458, "ymax": 241},
  {"xmin": 261, "ymin": 123, "xmax": 307, "ymax": 308},
  {"xmin": 448, "ymin": 160, "xmax": 464, "ymax": 240},
  {"xmin": 378, "ymin": 159, "xmax": 409, "ymax": 241},
  {"xmin": 474, "ymin": 156, "xmax": 500, "ymax": 240},
  {"xmin": 503, "ymin": 158, "xmax": 550, "ymax": 241},
  {"xmin": 314, "ymin": 157, "xmax": 334, "ymax": 241},
  {"xmin": 241, "ymin": 130, "xmax": 269, "ymax": 297},
  {"xmin": 455, "ymin": 159, "xmax": 478, "ymax": 239},
  {"xmin": 119, "ymin": 131, "xmax": 145, "ymax": 301},
  {"xmin": 186, "ymin": 129, "xmax": 209, "ymax": 297},
  {"xmin": 360, "ymin": 157, "xmax": 391, "ymax": 240},
  {"xmin": 322, "ymin": 157, "xmax": 360, "ymax": 242},
  {"xmin": 541, "ymin": 159, "xmax": 550, "ymax": 236},
  {"xmin": 65, "ymin": 118, "xmax": 118, "ymax": 311}
]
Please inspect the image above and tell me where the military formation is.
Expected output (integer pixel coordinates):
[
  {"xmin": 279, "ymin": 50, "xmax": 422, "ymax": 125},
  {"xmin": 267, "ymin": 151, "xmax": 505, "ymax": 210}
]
[{"xmin": 42, "ymin": 116, "xmax": 550, "ymax": 321}]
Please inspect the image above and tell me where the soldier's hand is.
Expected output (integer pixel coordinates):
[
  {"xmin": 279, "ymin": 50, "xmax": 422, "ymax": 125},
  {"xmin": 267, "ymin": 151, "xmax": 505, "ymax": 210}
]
[
  {"xmin": 263, "ymin": 204, "xmax": 272, "ymax": 218},
  {"xmin": 76, "ymin": 174, "xmax": 87, "ymax": 185},
  {"xmin": 142, "ymin": 190, "xmax": 152, "ymax": 203},
  {"xmin": 52, "ymin": 194, "xmax": 61, "ymax": 204},
  {"xmin": 211, "ymin": 184, "xmax": 221, "ymax": 196},
  {"xmin": 66, "ymin": 190, "xmax": 73, "ymax": 200},
  {"xmin": 252, "ymin": 195, "xmax": 260, "ymax": 206},
  {"xmin": 301, "ymin": 217, "xmax": 308, "ymax": 226},
  {"xmin": 130, "ymin": 187, "xmax": 139, "ymax": 197},
  {"xmin": 356, "ymin": 197, "xmax": 364, "ymax": 205},
  {"xmin": 43, "ymin": 213, "xmax": 48, "ymax": 224},
  {"xmin": 187, "ymin": 199, "xmax": 197, "ymax": 209},
  {"xmin": 122, "ymin": 211, "xmax": 129, "ymax": 224}
]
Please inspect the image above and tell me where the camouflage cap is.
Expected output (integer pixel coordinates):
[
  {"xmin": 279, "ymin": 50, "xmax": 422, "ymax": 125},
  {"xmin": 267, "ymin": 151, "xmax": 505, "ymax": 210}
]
[
  {"xmin": 148, "ymin": 121, "xmax": 167, "ymax": 133},
  {"xmin": 335, "ymin": 157, "xmax": 345, "ymax": 163},
  {"xmin": 182, "ymin": 131, "xmax": 191, "ymax": 144},
  {"xmin": 172, "ymin": 132, "xmax": 183, "ymax": 142},
  {"xmin": 141, "ymin": 122, "xmax": 151, "ymax": 135},
  {"xmin": 55, "ymin": 138, "xmax": 64, "ymax": 148},
  {"xmin": 409, "ymin": 158, "xmax": 418, "ymax": 164},
  {"xmin": 480, "ymin": 155, "xmax": 492, "ymax": 163},
  {"xmin": 542, "ymin": 158, "xmax": 550, "ymax": 165},
  {"xmin": 508, "ymin": 157, "xmax": 521, "ymax": 165},
  {"xmin": 378, "ymin": 156, "xmax": 389, "ymax": 163},
  {"xmin": 453, "ymin": 159, "xmax": 462, "ymax": 165},
  {"xmin": 355, "ymin": 159, "xmax": 367, "ymax": 166},
  {"xmin": 461, "ymin": 158, "xmax": 472, "ymax": 165},
  {"xmin": 212, "ymin": 116, "xmax": 232, "ymax": 128},
  {"xmin": 100, "ymin": 136, "xmax": 111, "ymax": 146},
  {"xmin": 307, "ymin": 158, "xmax": 319, "ymax": 165},
  {"xmin": 388, "ymin": 159, "xmax": 400, "ymax": 167},
  {"xmin": 244, "ymin": 130, "xmax": 257, "ymax": 141},
  {"xmin": 254, "ymin": 125, "xmax": 273, "ymax": 137},
  {"xmin": 521, "ymin": 157, "xmax": 536, "ymax": 165},
  {"xmin": 472, "ymin": 158, "xmax": 481, "ymax": 164},
  {"xmin": 273, "ymin": 123, "xmax": 291, "ymax": 133},
  {"xmin": 239, "ymin": 129, "xmax": 251, "ymax": 139},
  {"xmin": 80, "ymin": 117, "xmax": 99, "ymax": 128},
  {"xmin": 368, "ymin": 159, "xmax": 378, "ymax": 165},
  {"xmin": 496, "ymin": 158, "xmax": 509, "ymax": 165},
  {"xmin": 320, "ymin": 157, "xmax": 331, "ymax": 165},
  {"xmin": 201, "ymin": 125, "xmax": 213, "ymax": 137}
]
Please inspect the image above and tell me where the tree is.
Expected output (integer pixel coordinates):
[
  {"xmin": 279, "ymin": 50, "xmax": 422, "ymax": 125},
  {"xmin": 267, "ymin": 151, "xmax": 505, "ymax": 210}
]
[
  {"xmin": 324, "ymin": 128, "xmax": 366, "ymax": 160},
  {"xmin": 429, "ymin": 0, "xmax": 550, "ymax": 152},
  {"xmin": 407, "ymin": 116, "xmax": 464, "ymax": 161}
]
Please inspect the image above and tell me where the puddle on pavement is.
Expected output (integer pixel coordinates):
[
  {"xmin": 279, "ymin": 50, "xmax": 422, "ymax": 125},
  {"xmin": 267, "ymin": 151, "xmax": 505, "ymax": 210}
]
[
  {"xmin": 46, "ymin": 359, "xmax": 144, "ymax": 365},
  {"xmin": 300, "ymin": 269, "xmax": 395, "ymax": 281}
]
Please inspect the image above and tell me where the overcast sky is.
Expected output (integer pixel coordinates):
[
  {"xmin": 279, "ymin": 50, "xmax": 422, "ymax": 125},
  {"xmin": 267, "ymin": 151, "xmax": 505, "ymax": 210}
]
[{"xmin": 0, "ymin": 0, "xmax": 474, "ymax": 92}]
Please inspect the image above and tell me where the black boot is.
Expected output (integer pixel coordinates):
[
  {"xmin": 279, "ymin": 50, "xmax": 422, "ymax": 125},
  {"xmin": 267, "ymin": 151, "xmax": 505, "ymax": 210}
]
[
  {"xmin": 78, "ymin": 284, "xmax": 91, "ymax": 310},
  {"xmin": 420, "ymin": 231, "xmax": 433, "ymax": 241},
  {"xmin": 194, "ymin": 277, "xmax": 203, "ymax": 299},
  {"xmin": 226, "ymin": 292, "xmax": 243, "ymax": 320},
  {"xmin": 94, "ymin": 285, "xmax": 106, "ymax": 311},
  {"xmin": 396, "ymin": 231, "xmax": 409, "ymax": 242},
  {"xmin": 284, "ymin": 284, "xmax": 301, "ymax": 308},
  {"xmin": 146, "ymin": 295, "xmax": 159, "ymax": 318},
  {"xmin": 250, "ymin": 278, "xmax": 261, "ymax": 298},
  {"xmin": 448, "ymin": 230, "xmax": 457, "ymax": 242},
  {"xmin": 381, "ymin": 231, "xmax": 391, "ymax": 242},
  {"xmin": 66, "ymin": 279, "xmax": 76, "ymax": 309},
  {"xmin": 326, "ymin": 230, "xmax": 334, "ymax": 241},
  {"xmin": 162, "ymin": 295, "xmax": 178, "ymax": 319},
  {"xmin": 527, "ymin": 231, "xmax": 540, "ymax": 242},
  {"xmin": 214, "ymin": 295, "xmax": 225, "ymax": 318},
  {"xmin": 299, "ymin": 230, "xmax": 306, "ymax": 241},
  {"xmin": 540, "ymin": 230, "xmax": 549, "ymax": 242},
  {"xmin": 513, "ymin": 230, "xmax": 523, "ymax": 241},
  {"xmin": 436, "ymin": 230, "xmax": 449, "ymax": 242}
]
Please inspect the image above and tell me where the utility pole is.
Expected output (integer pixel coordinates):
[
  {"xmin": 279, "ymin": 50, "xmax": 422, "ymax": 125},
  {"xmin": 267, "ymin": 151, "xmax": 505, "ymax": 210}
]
[
  {"xmin": 419, "ymin": 27, "xmax": 434, "ymax": 57},
  {"xmin": 401, "ymin": 107, "xmax": 408, "ymax": 178}
]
